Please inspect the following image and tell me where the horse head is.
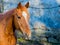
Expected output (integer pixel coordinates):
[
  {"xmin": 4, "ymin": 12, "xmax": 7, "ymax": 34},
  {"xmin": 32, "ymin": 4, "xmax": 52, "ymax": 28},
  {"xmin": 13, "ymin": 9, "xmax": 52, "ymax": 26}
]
[{"xmin": 14, "ymin": 2, "xmax": 31, "ymax": 40}]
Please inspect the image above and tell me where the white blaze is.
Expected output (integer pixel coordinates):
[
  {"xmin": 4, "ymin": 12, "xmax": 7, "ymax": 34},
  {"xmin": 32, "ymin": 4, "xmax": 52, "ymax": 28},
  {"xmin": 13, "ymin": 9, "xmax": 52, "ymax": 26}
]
[
  {"xmin": 22, "ymin": 11, "xmax": 27, "ymax": 20},
  {"xmin": 22, "ymin": 11, "xmax": 29, "ymax": 27}
]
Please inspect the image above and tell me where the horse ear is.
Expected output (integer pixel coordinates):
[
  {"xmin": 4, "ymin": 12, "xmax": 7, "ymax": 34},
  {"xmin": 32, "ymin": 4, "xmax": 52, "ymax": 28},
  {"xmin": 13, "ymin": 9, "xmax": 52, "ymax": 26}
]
[
  {"xmin": 25, "ymin": 2, "xmax": 29, "ymax": 8},
  {"xmin": 17, "ymin": 2, "xmax": 22, "ymax": 9}
]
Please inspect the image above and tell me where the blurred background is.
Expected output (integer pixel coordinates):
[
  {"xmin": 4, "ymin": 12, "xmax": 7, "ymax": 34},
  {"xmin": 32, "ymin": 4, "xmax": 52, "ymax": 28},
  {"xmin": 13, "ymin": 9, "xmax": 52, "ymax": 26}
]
[{"xmin": 0, "ymin": 0, "xmax": 60, "ymax": 45}]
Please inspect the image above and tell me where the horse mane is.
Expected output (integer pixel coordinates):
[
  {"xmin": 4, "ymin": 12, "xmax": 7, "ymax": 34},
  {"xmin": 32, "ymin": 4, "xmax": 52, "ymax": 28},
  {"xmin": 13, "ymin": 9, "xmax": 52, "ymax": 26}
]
[{"xmin": 0, "ymin": 8, "xmax": 16, "ymax": 22}]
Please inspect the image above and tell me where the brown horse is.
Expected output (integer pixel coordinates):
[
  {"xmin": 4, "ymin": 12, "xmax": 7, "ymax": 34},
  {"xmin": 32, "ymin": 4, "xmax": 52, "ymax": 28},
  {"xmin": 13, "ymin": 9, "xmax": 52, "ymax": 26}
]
[{"xmin": 0, "ymin": 2, "xmax": 31, "ymax": 45}]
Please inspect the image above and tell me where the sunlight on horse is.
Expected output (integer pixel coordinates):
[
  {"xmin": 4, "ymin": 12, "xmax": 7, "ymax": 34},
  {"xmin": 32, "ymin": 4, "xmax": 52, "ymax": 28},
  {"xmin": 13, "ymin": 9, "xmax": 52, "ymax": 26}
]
[{"xmin": 0, "ymin": 2, "xmax": 31, "ymax": 45}]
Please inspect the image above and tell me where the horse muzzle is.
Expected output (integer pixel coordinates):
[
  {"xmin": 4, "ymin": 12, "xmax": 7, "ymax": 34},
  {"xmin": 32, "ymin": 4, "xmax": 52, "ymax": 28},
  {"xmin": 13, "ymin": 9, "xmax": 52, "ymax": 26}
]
[{"xmin": 23, "ymin": 33, "xmax": 31, "ymax": 40}]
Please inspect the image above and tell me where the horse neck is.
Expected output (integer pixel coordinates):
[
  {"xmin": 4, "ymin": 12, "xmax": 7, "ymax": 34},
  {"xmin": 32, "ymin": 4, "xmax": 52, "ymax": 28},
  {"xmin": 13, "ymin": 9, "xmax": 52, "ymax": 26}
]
[
  {"xmin": 4, "ymin": 8, "xmax": 15, "ymax": 17},
  {"xmin": 0, "ymin": 8, "xmax": 15, "ymax": 22}
]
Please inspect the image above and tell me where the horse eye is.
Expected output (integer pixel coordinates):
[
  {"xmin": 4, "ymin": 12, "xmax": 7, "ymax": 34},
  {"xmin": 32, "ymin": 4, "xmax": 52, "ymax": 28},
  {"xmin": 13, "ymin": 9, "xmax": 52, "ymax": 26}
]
[
  {"xmin": 17, "ymin": 16, "xmax": 21, "ymax": 19},
  {"xmin": 16, "ymin": 14, "xmax": 21, "ymax": 19}
]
